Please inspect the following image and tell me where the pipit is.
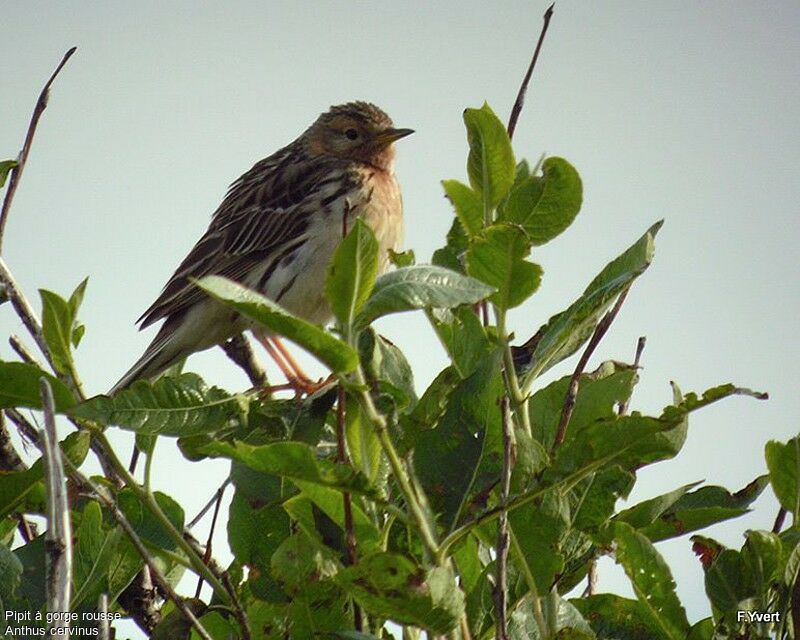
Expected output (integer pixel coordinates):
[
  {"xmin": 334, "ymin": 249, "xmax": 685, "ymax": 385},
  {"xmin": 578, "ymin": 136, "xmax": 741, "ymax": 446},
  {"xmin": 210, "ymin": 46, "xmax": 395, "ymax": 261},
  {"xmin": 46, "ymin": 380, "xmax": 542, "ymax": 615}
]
[{"xmin": 111, "ymin": 102, "xmax": 412, "ymax": 394}]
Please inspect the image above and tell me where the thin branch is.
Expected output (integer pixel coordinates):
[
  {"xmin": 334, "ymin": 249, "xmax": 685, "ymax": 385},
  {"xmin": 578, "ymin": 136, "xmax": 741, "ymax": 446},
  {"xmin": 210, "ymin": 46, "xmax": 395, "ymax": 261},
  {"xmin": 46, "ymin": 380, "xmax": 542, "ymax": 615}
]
[
  {"xmin": 40, "ymin": 378, "xmax": 73, "ymax": 638},
  {"xmin": 336, "ymin": 383, "xmax": 362, "ymax": 630},
  {"xmin": 195, "ymin": 482, "xmax": 226, "ymax": 598},
  {"xmin": 117, "ymin": 567, "xmax": 160, "ymax": 634},
  {"xmin": 9, "ymin": 334, "xmax": 42, "ymax": 367},
  {"xmin": 507, "ymin": 4, "xmax": 554, "ymax": 140},
  {"xmin": 552, "ymin": 287, "xmax": 631, "ymax": 453},
  {"xmin": 0, "ymin": 258, "xmax": 51, "ymax": 367},
  {"xmin": 97, "ymin": 594, "xmax": 110, "ymax": 640},
  {"xmin": 582, "ymin": 560, "xmax": 598, "ymax": 597},
  {"xmin": 773, "ymin": 507, "xmax": 788, "ymax": 534},
  {"xmin": 618, "ymin": 336, "xmax": 646, "ymax": 416},
  {"xmin": 188, "ymin": 479, "xmax": 231, "ymax": 528},
  {"xmin": 0, "ymin": 411, "xmax": 27, "ymax": 472},
  {"xmin": 0, "ymin": 47, "xmax": 77, "ymax": 252},
  {"xmin": 221, "ymin": 572, "xmax": 252, "ymax": 640},
  {"xmin": 494, "ymin": 397, "xmax": 512, "ymax": 640},
  {"xmin": 70, "ymin": 470, "xmax": 213, "ymax": 640},
  {"xmin": 220, "ymin": 334, "xmax": 267, "ymax": 387}
]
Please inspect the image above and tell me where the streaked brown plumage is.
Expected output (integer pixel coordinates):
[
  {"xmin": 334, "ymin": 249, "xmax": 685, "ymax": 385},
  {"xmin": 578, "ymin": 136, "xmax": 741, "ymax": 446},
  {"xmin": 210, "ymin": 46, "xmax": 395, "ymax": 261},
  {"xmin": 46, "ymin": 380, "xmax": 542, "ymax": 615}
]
[{"xmin": 111, "ymin": 102, "xmax": 412, "ymax": 393}]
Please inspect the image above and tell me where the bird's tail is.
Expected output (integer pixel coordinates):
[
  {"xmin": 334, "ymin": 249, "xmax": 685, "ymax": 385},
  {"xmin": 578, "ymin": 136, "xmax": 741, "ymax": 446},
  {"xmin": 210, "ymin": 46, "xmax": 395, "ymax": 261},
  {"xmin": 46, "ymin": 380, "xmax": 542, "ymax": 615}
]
[{"xmin": 108, "ymin": 324, "xmax": 186, "ymax": 395}]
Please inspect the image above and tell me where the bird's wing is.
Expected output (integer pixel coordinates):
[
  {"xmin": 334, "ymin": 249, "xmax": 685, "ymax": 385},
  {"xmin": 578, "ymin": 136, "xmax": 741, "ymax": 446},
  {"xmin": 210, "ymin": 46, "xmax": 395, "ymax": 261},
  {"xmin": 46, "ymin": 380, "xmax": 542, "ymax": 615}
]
[{"xmin": 137, "ymin": 151, "xmax": 348, "ymax": 328}]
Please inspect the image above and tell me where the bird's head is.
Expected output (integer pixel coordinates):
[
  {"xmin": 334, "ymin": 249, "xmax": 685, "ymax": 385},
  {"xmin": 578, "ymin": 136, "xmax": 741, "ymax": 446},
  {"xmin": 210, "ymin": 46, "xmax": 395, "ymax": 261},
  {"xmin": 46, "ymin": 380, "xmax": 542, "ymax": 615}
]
[{"xmin": 305, "ymin": 101, "xmax": 413, "ymax": 171}]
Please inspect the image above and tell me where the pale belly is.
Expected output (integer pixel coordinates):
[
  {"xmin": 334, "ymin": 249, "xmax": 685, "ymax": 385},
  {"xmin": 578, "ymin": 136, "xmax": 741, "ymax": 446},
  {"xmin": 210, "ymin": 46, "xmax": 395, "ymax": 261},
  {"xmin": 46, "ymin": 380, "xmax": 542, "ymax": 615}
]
[{"xmin": 257, "ymin": 168, "xmax": 403, "ymax": 326}]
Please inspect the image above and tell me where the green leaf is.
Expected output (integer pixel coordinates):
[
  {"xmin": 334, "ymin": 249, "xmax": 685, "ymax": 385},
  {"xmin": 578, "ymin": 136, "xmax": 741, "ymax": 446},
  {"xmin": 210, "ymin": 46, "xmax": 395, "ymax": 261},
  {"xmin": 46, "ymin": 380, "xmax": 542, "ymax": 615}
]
[
  {"xmin": 0, "ymin": 431, "xmax": 89, "ymax": 520},
  {"xmin": 118, "ymin": 488, "xmax": 185, "ymax": 551},
  {"xmin": 189, "ymin": 612, "xmax": 237, "ymax": 640},
  {"xmin": 197, "ymin": 275, "xmax": 358, "ymax": 373},
  {"xmin": 614, "ymin": 482, "xmax": 703, "ymax": 531},
  {"xmin": 509, "ymin": 491, "xmax": 569, "ymax": 592},
  {"xmin": 72, "ymin": 373, "xmax": 244, "ymax": 436},
  {"xmin": 571, "ymin": 466, "xmax": 635, "ymax": 531},
  {"xmin": 0, "ymin": 362, "xmax": 76, "ymax": 411},
  {"xmin": 613, "ymin": 522, "xmax": 690, "ymax": 640},
  {"xmin": 501, "ymin": 157, "xmax": 582, "ymax": 246},
  {"xmin": 13, "ymin": 536, "xmax": 46, "ymax": 612},
  {"xmin": 0, "ymin": 544, "xmax": 23, "ymax": 610},
  {"xmin": 39, "ymin": 288, "xmax": 76, "ymax": 376},
  {"xmin": 345, "ymin": 395, "xmax": 382, "ymax": 483},
  {"xmin": 632, "ymin": 476, "xmax": 769, "ymax": 543},
  {"xmin": 432, "ymin": 218, "xmax": 469, "ymax": 274},
  {"xmin": 765, "ymin": 436, "xmax": 800, "ymax": 515},
  {"xmin": 71, "ymin": 501, "xmax": 123, "ymax": 610},
  {"xmin": 0, "ymin": 465, "xmax": 45, "ymax": 521},
  {"xmin": 463, "ymin": 103, "xmax": 516, "ymax": 209},
  {"xmin": 529, "ymin": 360, "xmax": 637, "ymax": 452},
  {"xmin": 571, "ymin": 594, "xmax": 654, "ymax": 640},
  {"xmin": 508, "ymin": 596, "xmax": 595, "ymax": 640},
  {"xmin": 199, "ymin": 440, "xmax": 379, "ymax": 498},
  {"xmin": 415, "ymin": 351, "xmax": 504, "ymax": 529},
  {"xmin": 68, "ymin": 277, "xmax": 89, "ymax": 348},
  {"xmin": 704, "ymin": 549, "xmax": 754, "ymax": 616},
  {"xmin": 517, "ymin": 220, "xmax": 663, "ymax": 381},
  {"xmin": 336, "ymin": 554, "xmax": 464, "ymax": 634},
  {"xmin": 0, "ymin": 159, "xmax": 17, "ymax": 189},
  {"xmin": 228, "ymin": 490, "xmax": 289, "ymax": 573},
  {"xmin": 400, "ymin": 366, "xmax": 461, "ymax": 445},
  {"xmin": 428, "ymin": 306, "xmax": 494, "ymax": 379},
  {"xmin": 286, "ymin": 483, "xmax": 382, "ymax": 554},
  {"xmin": 742, "ymin": 529, "xmax": 782, "ymax": 600},
  {"xmin": 358, "ymin": 328, "xmax": 417, "ymax": 409},
  {"xmin": 356, "ymin": 265, "xmax": 495, "ymax": 327},
  {"xmin": 271, "ymin": 532, "xmax": 350, "ymax": 635},
  {"xmin": 442, "ymin": 179, "xmax": 484, "ymax": 236},
  {"xmin": 326, "ymin": 218, "xmax": 379, "ymax": 328},
  {"xmin": 389, "ymin": 248, "xmax": 415, "ymax": 268},
  {"xmin": 687, "ymin": 618, "xmax": 714, "ymax": 640},
  {"xmin": 466, "ymin": 224, "xmax": 543, "ymax": 310}
]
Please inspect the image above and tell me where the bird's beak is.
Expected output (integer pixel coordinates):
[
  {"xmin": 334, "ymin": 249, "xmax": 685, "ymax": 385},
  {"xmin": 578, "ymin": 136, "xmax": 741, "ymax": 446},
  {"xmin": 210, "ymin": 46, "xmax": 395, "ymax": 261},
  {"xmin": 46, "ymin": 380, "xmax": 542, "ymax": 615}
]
[{"xmin": 375, "ymin": 127, "xmax": 415, "ymax": 147}]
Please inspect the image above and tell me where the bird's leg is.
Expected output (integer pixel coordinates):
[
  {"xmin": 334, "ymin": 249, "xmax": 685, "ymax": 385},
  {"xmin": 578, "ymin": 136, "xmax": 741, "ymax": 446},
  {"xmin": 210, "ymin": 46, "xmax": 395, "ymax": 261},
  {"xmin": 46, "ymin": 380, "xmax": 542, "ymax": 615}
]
[
  {"xmin": 271, "ymin": 337, "xmax": 313, "ymax": 384},
  {"xmin": 253, "ymin": 333, "xmax": 331, "ymax": 395}
]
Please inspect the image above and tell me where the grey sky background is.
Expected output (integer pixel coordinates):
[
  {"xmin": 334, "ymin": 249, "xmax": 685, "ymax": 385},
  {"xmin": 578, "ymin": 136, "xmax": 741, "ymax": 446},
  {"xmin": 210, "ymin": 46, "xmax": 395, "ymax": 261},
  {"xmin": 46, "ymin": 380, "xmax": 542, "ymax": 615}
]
[{"xmin": 2, "ymin": 1, "xmax": 799, "ymax": 635}]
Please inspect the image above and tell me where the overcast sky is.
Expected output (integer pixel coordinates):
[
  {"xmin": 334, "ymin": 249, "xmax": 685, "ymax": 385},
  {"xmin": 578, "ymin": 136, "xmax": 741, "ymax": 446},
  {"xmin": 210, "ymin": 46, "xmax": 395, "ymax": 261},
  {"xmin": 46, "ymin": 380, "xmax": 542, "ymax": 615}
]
[{"xmin": 2, "ymin": 2, "xmax": 799, "ymax": 635}]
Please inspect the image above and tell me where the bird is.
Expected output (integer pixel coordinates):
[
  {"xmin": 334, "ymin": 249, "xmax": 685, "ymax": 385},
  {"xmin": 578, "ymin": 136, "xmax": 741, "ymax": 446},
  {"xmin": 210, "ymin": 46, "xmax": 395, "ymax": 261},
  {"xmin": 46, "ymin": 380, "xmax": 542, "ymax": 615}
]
[{"xmin": 110, "ymin": 102, "xmax": 413, "ymax": 394}]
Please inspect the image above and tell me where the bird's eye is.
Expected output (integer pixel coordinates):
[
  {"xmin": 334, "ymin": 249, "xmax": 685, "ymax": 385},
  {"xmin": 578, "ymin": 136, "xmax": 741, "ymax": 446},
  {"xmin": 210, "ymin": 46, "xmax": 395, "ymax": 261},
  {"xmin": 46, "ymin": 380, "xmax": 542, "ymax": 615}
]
[{"xmin": 345, "ymin": 128, "xmax": 359, "ymax": 140}]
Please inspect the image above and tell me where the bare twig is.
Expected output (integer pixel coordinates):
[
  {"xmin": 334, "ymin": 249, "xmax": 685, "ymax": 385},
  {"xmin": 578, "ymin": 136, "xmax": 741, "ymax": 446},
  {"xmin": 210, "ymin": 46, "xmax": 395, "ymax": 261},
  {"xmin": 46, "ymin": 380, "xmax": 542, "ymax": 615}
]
[
  {"xmin": 221, "ymin": 334, "xmax": 267, "ymax": 387},
  {"xmin": 0, "ymin": 47, "xmax": 77, "ymax": 251},
  {"xmin": 617, "ymin": 336, "xmax": 646, "ymax": 416},
  {"xmin": 117, "ymin": 567, "xmax": 160, "ymax": 634},
  {"xmin": 221, "ymin": 572, "xmax": 252, "ymax": 640},
  {"xmin": 194, "ymin": 482, "xmax": 226, "ymax": 598},
  {"xmin": 0, "ymin": 412, "xmax": 27, "ymax": 472},
  {"xmin": 0, "ymin": 412, "xmax": 38, "ymax": 541},
  {"xmin": 582, "ymin": 560, "xmax": 598, "ymax": 597},
  {"xmin": 494, "ymin": 397, "xmax": 512, "ymax": 640},
  {"xmin": 188, "ymin": 479, "xmax": 231, "ymax": 528},
  {"xmin": 16, "ymin": 513, "xmax": 36, "ymax": 542},
  {"xmin": 0, "ymin": 258, "xmax": 51, "ymax": 366},
  {"xmin": 773, "ymin": 507, "xmax": 788, "ymax": 534},
  {"xmin": 40, "ymin": 378, "xmax": 73, "ymax": 638},
  {"xmin": 507, "ymin": 4, "xmax": 555, "ymax": 140},
  {"xmin": 9, "ymin": 334, "xmax": 43, "ymax": 367},
  {"xmin": 74, "ymin": 473, "xmax": 213, "ymax": 640},
  {"xmin": 97, "ymin": 594, "xmax": 110, "ymax": 640},
  {"xmin": 5, "ymin": 407, "xmax": 40, "ymax": 447},
  {"xmin": 552, "ymin": 287, "xmax": 631, "ymax": 453}
]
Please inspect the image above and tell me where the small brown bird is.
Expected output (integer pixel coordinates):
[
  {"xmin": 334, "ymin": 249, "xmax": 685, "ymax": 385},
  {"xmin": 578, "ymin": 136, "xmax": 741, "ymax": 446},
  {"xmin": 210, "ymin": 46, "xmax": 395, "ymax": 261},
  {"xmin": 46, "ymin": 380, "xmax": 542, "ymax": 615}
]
[{"xmin": 111, "ymin": 102, "xmax": 412, "ymax": 393}]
